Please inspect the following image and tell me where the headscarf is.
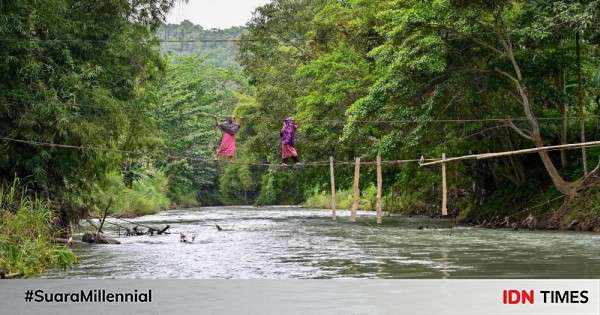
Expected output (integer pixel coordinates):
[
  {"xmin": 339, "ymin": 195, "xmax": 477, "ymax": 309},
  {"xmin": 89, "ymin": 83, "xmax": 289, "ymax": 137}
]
[
  {"xmin": 281, "ymin": 117, "xmax": 296, "ymax": 146},
  {"xmin": 218, "ymin": 117, "xmax": 240, "ymax": 135}
]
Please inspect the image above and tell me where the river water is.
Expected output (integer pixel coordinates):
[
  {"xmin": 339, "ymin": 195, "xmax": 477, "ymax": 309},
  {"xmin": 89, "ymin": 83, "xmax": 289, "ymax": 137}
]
[{"xmin": 45, "ymin": 206, "xmax": 600, "ymax": 279}]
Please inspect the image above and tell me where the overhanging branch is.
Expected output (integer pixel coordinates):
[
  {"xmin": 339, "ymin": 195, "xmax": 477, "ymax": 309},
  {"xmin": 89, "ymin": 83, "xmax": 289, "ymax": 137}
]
[{"xmin": 506, "ymin": 118, "xmax": 532, "ymax": 140}]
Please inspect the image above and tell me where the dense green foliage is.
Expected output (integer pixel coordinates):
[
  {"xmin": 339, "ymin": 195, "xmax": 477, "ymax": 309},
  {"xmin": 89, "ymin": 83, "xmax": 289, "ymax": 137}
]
[
  {"xmin": 217, "ymin": 0, "xmax": 600, "ymax": 227},
  {"xmin": 91, "ymin": 170, "xmax": 171, "ymax": 217},
  {"xmin": 153, "ymin": 54, "xmax": 248, "ymax": 205},
  {"xmin": 0, "ymin": 0, "xmax": 181, "ymax": 221},
  {"xmin": 0, "ymin": 1, "xmax": 247, "ymax": 219},
  {"xmin": 159, "ymin": 21, "xmax": 244, "ymax": 67},
  {"xmin": 3, "ymin": 1, "xmax": 600, "ymax": 278},
  {"xmin": 0, "ymin": 180, "xmax": 76, "ymax": 277},
  {"xmin": 0, "ymin": 0, "xmax": 184, "ymax": 276}
]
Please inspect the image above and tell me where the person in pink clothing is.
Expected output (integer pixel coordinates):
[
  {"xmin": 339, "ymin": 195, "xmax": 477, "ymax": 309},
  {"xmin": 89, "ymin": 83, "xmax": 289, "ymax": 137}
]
[{"xmin": 215, "ymin": 116, "xmax": 240, "ymax": 159}]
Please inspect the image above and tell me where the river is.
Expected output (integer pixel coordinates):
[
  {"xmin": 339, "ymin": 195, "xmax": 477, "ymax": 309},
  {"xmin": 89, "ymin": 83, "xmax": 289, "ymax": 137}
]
[{"xmin": 45, "ymin": 206, "xmax": 600, "ymax": 279}]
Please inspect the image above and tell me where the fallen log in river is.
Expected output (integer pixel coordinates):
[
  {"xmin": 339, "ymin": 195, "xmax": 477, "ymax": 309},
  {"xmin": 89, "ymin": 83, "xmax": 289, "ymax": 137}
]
[
  {"xmin": 114, "ymin": 217, "xmax": 171, "ymax": 235},
  {"xmin": 0, "ymin": 272, "xmax": 22, "ymax": 279},
  {"xmin": 81, "ymin": 232, "xmax": 121, "ymax": 244},
  {"xmin": 88, "ymin": 216, "xmax": 171, "ymax": 237}
]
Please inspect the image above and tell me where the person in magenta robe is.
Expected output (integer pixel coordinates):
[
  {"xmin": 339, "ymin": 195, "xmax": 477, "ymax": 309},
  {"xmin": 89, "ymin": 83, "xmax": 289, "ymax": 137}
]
[{"xmin": 280, "ymin": 117, "xmax": 299, "ymax": 164}]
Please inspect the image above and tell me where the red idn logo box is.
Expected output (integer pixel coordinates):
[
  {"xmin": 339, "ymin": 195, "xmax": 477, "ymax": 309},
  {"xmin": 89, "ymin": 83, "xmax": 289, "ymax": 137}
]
[{"xmin": 503, "ymin": 289, "xmax": 535, "ymax": 304}]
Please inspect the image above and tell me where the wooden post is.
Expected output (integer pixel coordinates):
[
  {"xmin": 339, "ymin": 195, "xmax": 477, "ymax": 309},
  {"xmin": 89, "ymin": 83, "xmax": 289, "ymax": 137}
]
[
  {"xmin": 376, "ymin": 154, "xmax": 383, "ymax": 224},
  {"xmin": 441, "ymin": 153, "xmax": 448, "ymax": 216},
  {"xmin": 351, "ymin": 157, "xmax": 361, "ymax": 222},
  {"xmin": 329, "ymin": 156, "xmax": 336, "ymax": 221}
]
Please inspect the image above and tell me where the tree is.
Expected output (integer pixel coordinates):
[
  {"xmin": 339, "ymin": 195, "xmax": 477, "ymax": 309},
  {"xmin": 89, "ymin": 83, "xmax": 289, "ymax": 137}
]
[
  {"xmin": 344, "ymin": 0, "xmax": 600, "ymax": 197},
  {"xmin": 154, "ymin": 55, "xmax": 249, "ymax": 205},
  {"xmin": 0, "ymin": 0, "xmax": 178, "ymax": 220}
]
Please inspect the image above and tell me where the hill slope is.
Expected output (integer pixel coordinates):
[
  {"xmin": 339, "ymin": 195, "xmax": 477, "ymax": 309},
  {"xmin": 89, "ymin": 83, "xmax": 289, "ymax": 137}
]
[{"xmin": 158, "ymin": 20, "xmax": 244, "ymax": 68}]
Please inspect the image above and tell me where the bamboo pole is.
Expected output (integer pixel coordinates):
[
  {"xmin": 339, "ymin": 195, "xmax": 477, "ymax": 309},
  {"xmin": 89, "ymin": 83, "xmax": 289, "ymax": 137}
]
[
  {"xmin": 376, "ymin": 154, "xmax": 383, "ymax": 224},
  {"xmin": 351, "ymin": 157, "xmax": 361, "ymax": 222},
  {"xmin": 329, "ymin": 156, "xmax": 336, "ymax": 222},
  {"xmin": 419, "ymin": 140, "xmax": 600, "ymax": 167},
  {"xmin": 441, "ymin": 153, "xmax": 448, "ymax": 216}
]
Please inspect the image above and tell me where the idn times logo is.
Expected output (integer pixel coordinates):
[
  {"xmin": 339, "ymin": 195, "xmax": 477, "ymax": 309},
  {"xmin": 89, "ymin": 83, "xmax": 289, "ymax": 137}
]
[{"xmin": 502, "ymin": 289, "xmax": 589, "ymax": 305}]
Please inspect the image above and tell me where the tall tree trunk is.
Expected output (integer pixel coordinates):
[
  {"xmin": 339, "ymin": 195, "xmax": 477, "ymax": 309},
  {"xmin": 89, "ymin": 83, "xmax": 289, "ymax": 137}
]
[
  {"xmin": 531, "ymin": 129, "xmax": 579, "ymax": 197},
  {"xmin": 560, "ymin": 68, "xmax": 568, "ymax": 168},
  {"xmin": 499, "ymin": 35, "xmax": 580, "ymax": 197},
  {"xmin": 576, "ymin": 31, "xmax": 588, "ymax": 175}
]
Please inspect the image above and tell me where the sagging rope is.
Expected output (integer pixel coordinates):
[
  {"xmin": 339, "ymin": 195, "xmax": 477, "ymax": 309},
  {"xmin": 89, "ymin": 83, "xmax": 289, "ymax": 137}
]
[
  {"xmin": 0, "ymin": 135, "xmax": 437, "ymax": 167},
  {"xmin": 3, "ymin": 136, "xmax": 600, "ymax": 168}
]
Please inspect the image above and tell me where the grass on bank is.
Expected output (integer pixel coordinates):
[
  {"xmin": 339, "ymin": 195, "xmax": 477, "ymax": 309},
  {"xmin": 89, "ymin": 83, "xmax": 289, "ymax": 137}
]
[
  {"xmin": 304, "ymin": 177, "xmax": 600, "ymax": 231},
  {"xmin": 304, "ymin": 184, "xmax": 381, "ymax": 211},
  {"xmin": 0, "ymin": 181, "xmax": 77, "ymax": 278},
  {"xmin": 304, "ymin": 181, "xmax": 436, "ymax": 214},
  {"xmin": 91, "ymin": 170, "xmax": 172, "ymax": 217},
  {"xmin": 91, "ymin": 167, "xmax": 201, "ymax": 217}
]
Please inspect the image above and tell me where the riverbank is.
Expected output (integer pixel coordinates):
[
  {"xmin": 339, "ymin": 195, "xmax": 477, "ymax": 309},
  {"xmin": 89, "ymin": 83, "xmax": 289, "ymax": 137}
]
[
  {"xmin": 0, "ymin": 170, "xmax": 196, "ymax": 278},
  {"xmin": 461, "ymin": 181, "xmax": 600, "ymax": 233},
  {"xmin": 0, "ymin": 181, "xmax": 77, "ymax": 278},
  {"xmin": 91, "ymin": 171, "xmax": 200, "ymax": 218},
  {"xmin": 303, "ymin": 183, "xmax": 600, "ymax": 232}
]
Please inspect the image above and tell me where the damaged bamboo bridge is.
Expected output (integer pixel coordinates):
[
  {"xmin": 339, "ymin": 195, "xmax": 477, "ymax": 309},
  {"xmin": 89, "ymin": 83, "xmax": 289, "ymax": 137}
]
[
  {"xmin": 327, "ymin": 140, "xmax": 600, "ymax": 224},
  {"xmin": 2, "ymin": 135, "xmax": 600, "ymax": 224}
]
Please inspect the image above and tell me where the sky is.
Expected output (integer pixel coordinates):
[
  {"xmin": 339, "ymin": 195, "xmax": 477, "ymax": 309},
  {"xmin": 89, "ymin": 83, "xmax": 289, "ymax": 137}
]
[{"xmin": 166, "ymin": 0, "xmax": 271, "ymax": 29}]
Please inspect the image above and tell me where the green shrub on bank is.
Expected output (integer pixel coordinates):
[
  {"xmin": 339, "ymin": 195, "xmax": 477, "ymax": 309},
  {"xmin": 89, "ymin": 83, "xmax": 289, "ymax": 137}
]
[
  {"xmin": 91, "ymin": 169, "xmax": 171, "ymax": 217},
  {"xmin": 304, "ymin": 181, "xmax": 436, "ymax": 214},
  {"xmin": 0, "ymin": 181, "xmax": 77, "ymax": 277},
  {"xmin": 382, "ymin": 190, "xmax": 431, "ymax": 214},
  {"xmin": 256, "ymin": 170, "xmax": 304, "ymax": 205},
  {"xmin": 168, "ymin": 182, "xmax": 199, "ymax": 208},
  {"xmin": 304, "ymin": 184, "xmax": 375, "ymax": 210}
]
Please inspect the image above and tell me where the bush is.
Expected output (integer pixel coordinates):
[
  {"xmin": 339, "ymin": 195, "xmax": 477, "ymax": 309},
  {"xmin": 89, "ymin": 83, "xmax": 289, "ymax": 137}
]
[
  {"xmin": 0, "ymin": 180, "xmax": 77, "ymax": 277},
  {"xmin": 91, "ymin": 169, "xmax": 171, "ymax": 217},
  {"xmin": 382, "ymin": 190, "xmax": 430, "ymax": 214},
  {"xmin": 304, "ymin": 191, "xmax": 329, "ymax": 208},
  {"xmin": 168, "ymin": 182, "xmax": 199, "ymax": 208},
  {"xmin": 303, "ymin": 184, "xmax": 370, "ymax": 210},
  {"xmin": 256, "ymin": 172, "xmax": 277, "ymax": 205},
  {"xmin": 219, "ymin": 163, "xmax": 257, "ymax": 205},
  {"xmin": 304, "ymin": 179, "xmax": 436, "ymax": 214},
  {"xmin": 127, "ymin": 171, "xmax": 171, "ymax": 215},
  {"xmin": 361, "ymin": 184, "xmax": 377, "ymax": 211}
]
